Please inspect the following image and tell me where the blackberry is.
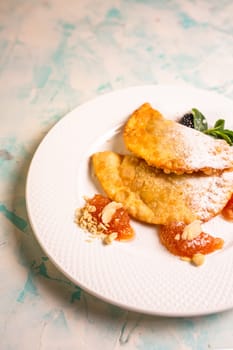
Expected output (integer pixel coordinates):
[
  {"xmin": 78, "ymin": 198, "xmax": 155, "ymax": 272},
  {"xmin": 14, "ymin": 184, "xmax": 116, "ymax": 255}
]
[{"xmin": 179, "ymin": 113, "xmax": 194, "ymax": 128}]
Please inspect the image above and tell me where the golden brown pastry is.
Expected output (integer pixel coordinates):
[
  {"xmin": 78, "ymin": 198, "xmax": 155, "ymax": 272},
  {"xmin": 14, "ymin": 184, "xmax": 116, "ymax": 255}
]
[
  {"xmin": 92, "ymin": 151, "xmax": 233, "ymax": 225},
  {"xmin": 123, "ymin": 103, "xmax": 233, "ymax": 175}
]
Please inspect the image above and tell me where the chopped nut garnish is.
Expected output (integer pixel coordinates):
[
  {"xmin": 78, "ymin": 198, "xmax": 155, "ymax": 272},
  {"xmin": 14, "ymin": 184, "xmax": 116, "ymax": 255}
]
[
  {"xmin": 180, "ymin": 256, "xmax": 191, "ymax": 262},
  {"xmin": 104, "ymin": 232, "xmax": 118, "ymax": 245},
  {"xmin": 101, "ymin": 201, "xmax": 123, "ymax": 224},
  {"xmin": 181, "ymin": 220, "xmax": 202, "ymax": 240},
  {"xmin": 75, "ymin": 203, "xmax": 103, "ymax": 236},
  {"xmin": 174, "ymin": 234, "xmax": 180, "ymax": 241},
  {"xmin": 191, "ymin": 253, "xmax": 205, "ymax": 266},
  {"xmin": 75, "ymin": 194, "xmax": 134, "ymax": 245},
  {"xmin": 97, "ymin": 222, "xmax": 108, "ymax": 231}
]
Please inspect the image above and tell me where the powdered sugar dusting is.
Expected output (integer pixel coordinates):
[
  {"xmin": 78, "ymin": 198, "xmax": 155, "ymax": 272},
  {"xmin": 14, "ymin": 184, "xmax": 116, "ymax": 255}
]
[
  {"xmin": 170, "ymin": 123, "xmax": 233, "ymax": 173},
  {"xmin": 183, "ymin": 170, "xmax": 233, "ymax": 220}
]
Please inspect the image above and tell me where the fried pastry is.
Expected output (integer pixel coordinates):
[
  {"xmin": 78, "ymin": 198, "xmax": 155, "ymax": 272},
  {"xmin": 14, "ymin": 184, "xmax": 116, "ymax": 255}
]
[
  {"xmin": 92, "ymin": 151, "xmax": 233, "ymax": 225},
  {"xmin": 123, "ymin": 103, "xmax": 233, "ymax": 175}
]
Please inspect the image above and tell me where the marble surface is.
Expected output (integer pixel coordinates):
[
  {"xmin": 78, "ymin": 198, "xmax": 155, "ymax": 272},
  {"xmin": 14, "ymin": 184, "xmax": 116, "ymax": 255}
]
[{"xmin": 1, "ymin": 0, "xmax": 233, "ymax": 349}]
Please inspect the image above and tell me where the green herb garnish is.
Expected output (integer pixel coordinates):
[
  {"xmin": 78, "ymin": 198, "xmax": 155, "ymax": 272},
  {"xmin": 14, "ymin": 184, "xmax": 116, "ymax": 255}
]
[
  {"xmin": 192, "ymin": 108, "xmax": 208, "ymax": 132},
  {"xmin": 191, "ymin": 108, "xmax": 233, "ymax": 146}
]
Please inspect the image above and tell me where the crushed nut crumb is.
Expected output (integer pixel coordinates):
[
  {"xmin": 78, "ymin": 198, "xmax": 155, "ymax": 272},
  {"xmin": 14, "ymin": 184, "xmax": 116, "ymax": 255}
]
[
  {"xmin": 192, "ymin": 253, "xmax": 205, "ymax": 266},
  {"xmin": 75, "ymin": 203, "xmax": 103, "ymax": 236},
  {"xmin": 104, "ymin": 232, "xmax": 118, "ymax": 245},
  {"xmin": 180, "ymin": 256, "xmax": 191, "ymax": 262},
  {"xmin": 174, "ymin": 234, "xmax": 180, "ymax": 241},
  {"xmin": 181, "ymin": 220, "xmax": 202, "ymax": 240}
]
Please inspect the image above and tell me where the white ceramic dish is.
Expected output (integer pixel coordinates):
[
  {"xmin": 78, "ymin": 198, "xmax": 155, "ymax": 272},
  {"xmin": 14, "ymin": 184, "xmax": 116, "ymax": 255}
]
[{"xmin": 26, "ymin": 85, "xmax": 233, "ymax": 317}]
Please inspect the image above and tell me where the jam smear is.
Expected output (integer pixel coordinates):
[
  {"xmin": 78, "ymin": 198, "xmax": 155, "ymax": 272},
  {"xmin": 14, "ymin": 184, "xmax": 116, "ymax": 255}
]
[
  {"xmin": 222, "ymin": 194, "xmax": 233, "ymax": 221},
  {"xmin": 87, "ymin": 194, "xmax": 134, "ymax": 241},
  {"xmin": 159, "ymin": 222, "xmax": 224, "ymax": 258}
]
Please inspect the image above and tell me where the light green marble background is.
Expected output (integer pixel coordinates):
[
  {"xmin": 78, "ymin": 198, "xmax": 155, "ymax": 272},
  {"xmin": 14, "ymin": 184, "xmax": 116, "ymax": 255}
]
[{"xmin": 1, "ymin": 0, "xmax": 233, "ymax": 349}]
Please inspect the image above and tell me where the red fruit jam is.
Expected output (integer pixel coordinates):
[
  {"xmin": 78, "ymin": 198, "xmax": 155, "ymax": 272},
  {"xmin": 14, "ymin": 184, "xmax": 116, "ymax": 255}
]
[
  {"xmin": 159, "ymin": 222, "xmax": 224, "ymax": 258},
  {"xmin": 87, "ymin": 194, "xmax": 134, "ymax": 241},
  {"xmin": 222, "ymin": 195, "xmax": 233, "ymax": 221}
]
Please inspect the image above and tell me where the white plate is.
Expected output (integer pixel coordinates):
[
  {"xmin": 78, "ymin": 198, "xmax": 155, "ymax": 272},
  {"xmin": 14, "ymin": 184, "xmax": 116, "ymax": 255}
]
[{"xmin": 26, "ymin": 85, "xmax": 233, "ymax": 317}]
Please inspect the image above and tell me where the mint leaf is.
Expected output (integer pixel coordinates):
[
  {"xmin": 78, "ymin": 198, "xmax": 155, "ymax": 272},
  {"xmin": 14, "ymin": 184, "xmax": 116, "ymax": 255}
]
[
  {"xmin": 192, "ymin": 108, "xmax": 208, "ymax": 131},
  {"xmin": 190, "ymin": 110, "xmax": 233, "ymax": 146},
  {"xmin": 213, "ymin": 119, "xmax": 225, "ymax": 130}
]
